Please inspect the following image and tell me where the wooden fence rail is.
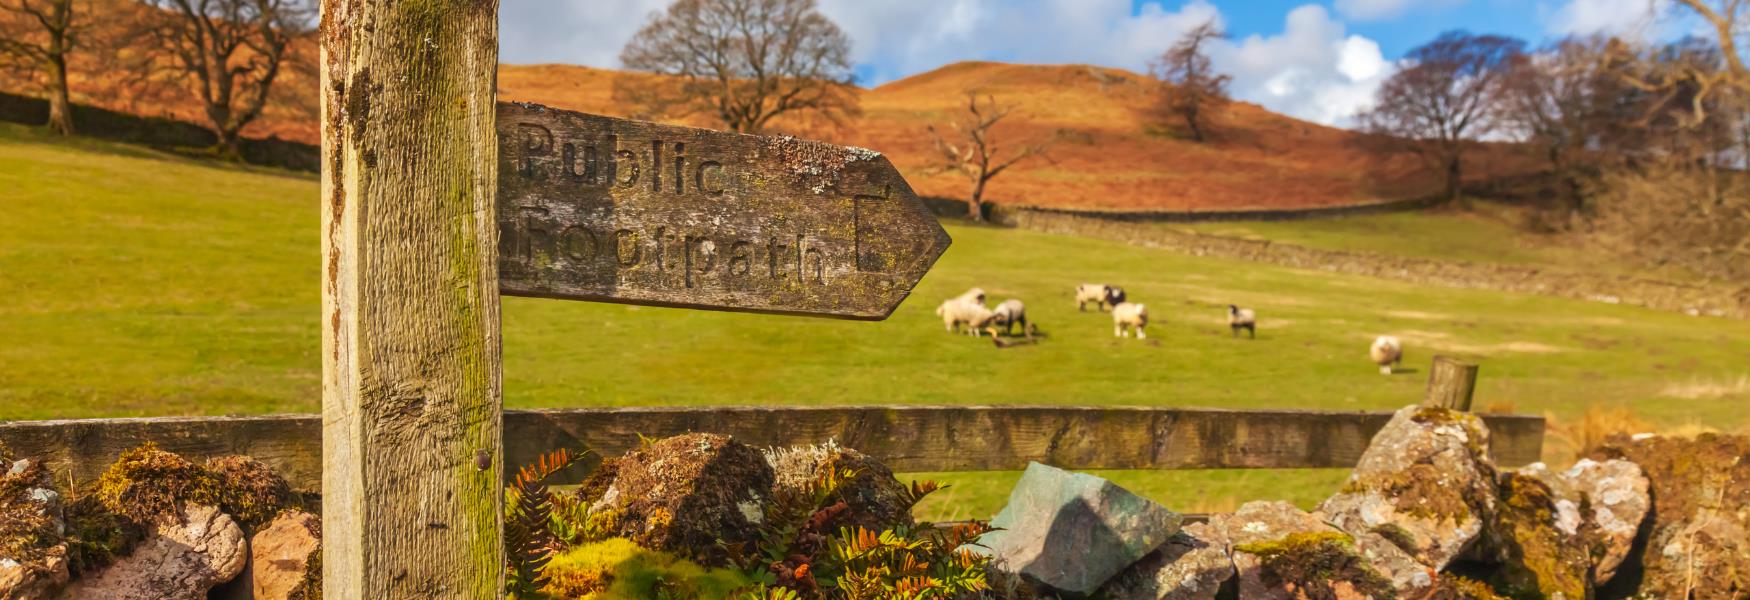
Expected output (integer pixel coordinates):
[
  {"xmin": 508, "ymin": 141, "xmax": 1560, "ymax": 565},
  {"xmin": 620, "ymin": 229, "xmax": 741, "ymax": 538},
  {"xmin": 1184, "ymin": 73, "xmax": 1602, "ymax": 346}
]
[{"xmin": 0, "ymin": 405, "xmax": 1543, "ymax": 493}]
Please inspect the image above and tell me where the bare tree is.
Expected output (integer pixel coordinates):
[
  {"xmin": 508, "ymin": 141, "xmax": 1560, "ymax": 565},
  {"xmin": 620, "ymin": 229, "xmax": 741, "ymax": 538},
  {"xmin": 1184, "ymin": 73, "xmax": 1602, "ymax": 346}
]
[
  {"xmin": 1361, "ymin": 31, "xmax": 1525, "ymax": 206},
  {"xmin": 1151, "ymin": 19, "xmax": 1230, "ymax": 142},
  {"xmin": 928, "ymin": 92, "xmax": 1055, "ymax": 222},
  {"xmin": 0, "ymin": 0, "xmax": 79, "ymax": 135},
  {"xmin": 1498, "ymin": 38, "xmax": 1612, "ymax": 217},
  {"xmin": 142, "ymin": 0, "xmax": 312, "ymax": 157},
  {"xmin": 617, "ymin": 0, "xmax": 857, "ymax": 133}
]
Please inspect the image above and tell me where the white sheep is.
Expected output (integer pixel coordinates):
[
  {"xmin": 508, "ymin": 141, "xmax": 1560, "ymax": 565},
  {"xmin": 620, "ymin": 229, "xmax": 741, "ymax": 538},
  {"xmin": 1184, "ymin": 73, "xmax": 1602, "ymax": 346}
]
[
  {"xmin": 1112, "ymin": 302, "xmax": 1148, "ymax": 339},
  {"xmin": 1370, "ymin": 336, "xmax": 1403, "ymax": 374},
  {"xmin": 955, "ymin": 287, "xmax": 987, "ymax": 306},
  {"xmin": 1228, "ymin": 305, "xmax": 1256, "ymax": 339},
  {"xmin": 936, "ymin": 297, "xmax": 994, "ymax": 336},
  {"xmin": 1075, "ymin": 284, "xmax": 1125, "ymax": 312},
  {"xmin": 986, "ymin": 299, "xmax": 1028, "ymax": 337}
]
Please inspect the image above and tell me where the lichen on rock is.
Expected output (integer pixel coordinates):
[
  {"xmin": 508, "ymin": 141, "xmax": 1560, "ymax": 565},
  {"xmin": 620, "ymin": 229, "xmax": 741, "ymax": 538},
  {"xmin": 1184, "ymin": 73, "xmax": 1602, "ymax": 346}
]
[
  {"xmin": 764, "ymin": 440, "xmax": 913, "ymax": 534},
  {"xmin": 587, "ymin": 433, "xmax": 774, "ymax": 567},
  {"xmin": 1320, "ymin": 405, "xmax": 1499, "ymax": 572},
  {"xmin": 1483, "ymin": 471, "xmax": 1591, "ymax": 600},
  {"xmin": 1587, "ymin": 433, "xmax": 1750, "ymax": 599},
  {"xmin": 1, "ymin": 456, "xmax": 70, "ymax": 600}
]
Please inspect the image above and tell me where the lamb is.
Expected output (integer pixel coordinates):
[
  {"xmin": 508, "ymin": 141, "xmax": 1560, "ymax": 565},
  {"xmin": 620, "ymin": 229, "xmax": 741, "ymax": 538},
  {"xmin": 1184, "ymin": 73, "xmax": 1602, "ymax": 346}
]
[
  {"xmin": 1075, "ymin": 284, "xmax": 1126, "ymax": 312},
  {"xmin": 936, "ymin": 297, "xmax": 994, "ymax": 336},
  {"xmin": 1112, "ymin": 302, "xmax": 1148, "ymax": 339},
  {"xmin": 1228, "ymin": 305, "xmax": 1256, "ymax": 339},
  {"xmin": 1370, "ymin": 336, "xmax": 1403, "ymax": 374},
  {"xmin": 986, "ymin": 299, "xmax": 1029, "ymax": 337}
]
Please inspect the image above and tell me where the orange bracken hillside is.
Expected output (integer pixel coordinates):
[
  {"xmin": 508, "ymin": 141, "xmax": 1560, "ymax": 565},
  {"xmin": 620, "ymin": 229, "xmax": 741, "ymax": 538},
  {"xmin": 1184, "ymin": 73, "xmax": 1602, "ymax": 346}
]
[
  {"xmin": 8, "ymin": 55, "xmax": 1498, "ymax": 211},
  {"xmin": 499, "ymin": 62, "xmax": 1438, "ymax": 212}
]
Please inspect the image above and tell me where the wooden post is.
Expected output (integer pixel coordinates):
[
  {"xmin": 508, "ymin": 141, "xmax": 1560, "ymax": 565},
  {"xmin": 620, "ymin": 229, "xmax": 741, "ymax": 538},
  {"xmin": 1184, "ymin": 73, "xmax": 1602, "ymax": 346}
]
[
  {"xmin": 320, "ymin": 1, "xmax": 503, "ymax": 598},
  {"xmin": 1424, "ymin": 355, "xmax": 1479, "ymax": 411}
]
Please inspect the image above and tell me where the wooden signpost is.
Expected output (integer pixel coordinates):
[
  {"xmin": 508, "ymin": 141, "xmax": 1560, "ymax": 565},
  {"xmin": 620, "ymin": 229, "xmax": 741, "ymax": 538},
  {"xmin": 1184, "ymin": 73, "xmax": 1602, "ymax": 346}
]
[
  {"xmin": 320, "ymin": 3, "xmax": 948, "ymax": 598},
  {"xmin": 497, "ymin": 102, "xmax": 949, "ymax": 319}
]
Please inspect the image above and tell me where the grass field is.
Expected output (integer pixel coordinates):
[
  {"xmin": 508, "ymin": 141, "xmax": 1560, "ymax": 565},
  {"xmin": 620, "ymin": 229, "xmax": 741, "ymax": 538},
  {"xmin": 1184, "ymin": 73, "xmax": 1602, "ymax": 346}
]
[
  {"xmin": 1174, "ymin": 207, "xmax": 1706, "ymax": 281},
  {"xmin": 5, "ymin": 123, "xmax": 1750, "ymax": 518}
]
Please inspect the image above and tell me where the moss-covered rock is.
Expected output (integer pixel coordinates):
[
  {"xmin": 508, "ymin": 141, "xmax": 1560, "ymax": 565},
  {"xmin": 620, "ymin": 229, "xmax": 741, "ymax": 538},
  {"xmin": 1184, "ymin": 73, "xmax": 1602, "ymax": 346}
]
[
  {"xmin": 1513, "ymin": 458, "xmax": 1649, "ymax": 588},
  {"xmin": 535, "ymin": 537, "xmax": 753, "ymax": 599},
  {"xmin": 1234, "ymin": 531, "xmax": 1394, "ymax": 600},
  {"xmin": 1485, "ymin": 472, "xmax": 1591, "ymax": 600},
  {"xmin": 587, "ymin": 434, "xmax": 773, "ymax": 567},
  {"xmin": 93, "ymin": 443, "xmax": 221, "ymax": 523},
  {"xmin": 1, "ymin": 456, "xmax": 70, "ymax": 599},
  {"xmin": 764, "ymin": 441, "xmax": 913, "ymax": 533},
  {"xmin": 1321, "ymin": 406, "xmax": 1499, "ymax": 573},
  {"xmin": 1100, "ymin": 521, "xmax": 1235, "ymax": 600},
  {"xmin": 1588, "ymin": 433, "xmax": 1750, "ymax": 599},
  {"xmin": 206, "ymin": 455, "xmax": 298, "ymax": 532}
]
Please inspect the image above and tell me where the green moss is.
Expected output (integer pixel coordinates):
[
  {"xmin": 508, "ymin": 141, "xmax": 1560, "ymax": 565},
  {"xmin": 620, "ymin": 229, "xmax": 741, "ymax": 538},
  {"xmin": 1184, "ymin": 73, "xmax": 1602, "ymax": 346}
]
[
  {"xmin": 1489, "ymin": 473, "xmax": 1589, "ymax": 600},
  {"xmin": 1348, "ymin": 462, "xmax": 1477, "ymax": 520},
  {"xmin": 1435, "ymin": 574, "xmax": 1510, "ymax": 600},
  {"xmin": 534, "ymin": 537, "xmax": 754, "ymax": 599},
  {"xmin": 0, "ymin": 457, "xmax": 61, "ymax": 565},
  {"xmin": 1236, "ymin": 531, "xmax": 1394, "ymax": 600},
  {"xmin": 1370, "ymin": 522, "xmax": 1418, "ymax": 555},
  {"xmin": 61, "ymin": 494, "xmax": 144, "ymax": 575},
  {"xmin": 95, "ymin": 443, "xmax": 221, "ymax": 522},
  {"xmin": 206, "ymin": 455, "xmax": 298, "ymax": 531}
]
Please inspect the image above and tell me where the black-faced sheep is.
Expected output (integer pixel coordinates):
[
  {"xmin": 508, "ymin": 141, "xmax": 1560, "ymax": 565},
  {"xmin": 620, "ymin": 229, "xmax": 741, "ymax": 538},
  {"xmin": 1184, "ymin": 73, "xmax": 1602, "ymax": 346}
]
[
  {"xmin": 1112, "ymin": 302, "xmax": 1148, "ymax": 339},
  {"xmin": 1370, "ymin": 335, "xmax": 1403, "ymax": 374},
  {"xmin": 987, "ymin": 299, "xmax": 1028, "ymax": 337},
  {"xmin": 1075, "ymin": 284, "xmax": 1126, "ymax": 312},
  {"xmin": 1228, "ymin": 305, "xmax": 1256, "ymax": 339}
]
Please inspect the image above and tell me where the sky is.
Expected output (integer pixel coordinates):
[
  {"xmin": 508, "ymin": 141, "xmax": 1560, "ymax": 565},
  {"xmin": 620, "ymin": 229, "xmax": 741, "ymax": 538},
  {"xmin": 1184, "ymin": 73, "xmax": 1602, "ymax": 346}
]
[{"xmin": 499, "ymin": 0, "xmax": 1679, "ymax": 128}]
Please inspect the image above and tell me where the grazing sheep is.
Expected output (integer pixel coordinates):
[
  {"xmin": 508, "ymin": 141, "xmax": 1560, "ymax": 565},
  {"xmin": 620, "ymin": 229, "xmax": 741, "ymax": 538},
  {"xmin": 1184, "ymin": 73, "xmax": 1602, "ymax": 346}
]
[
  {"xmin": 1104, "ymin": 286, "xmax": 1127, "ymax": 308},
  {"xmin": 1228, "ymin": 305, "xmax": 1256, "ymax": 339},
  {"xmin": 955, "ymin": 287, "xmax": 987, "ymax": 306},
  {"xmin": 1112, "ymin": 303, "xmax": 1148, "ymax": 339},
  {"xmin": 936, "ymin": 297, "xmax": 994, "ymax": 336},
  {"xmin": 1370, "ymin": 336, "xmax": 1403, "ymax": 374},
  {"xmin": 1075, "ymin": 284, "xmax": 1125, "ymax": 312},
  {"xmin": 986, "ymin": 299, "xmax": 1028, "ymax": 337}
]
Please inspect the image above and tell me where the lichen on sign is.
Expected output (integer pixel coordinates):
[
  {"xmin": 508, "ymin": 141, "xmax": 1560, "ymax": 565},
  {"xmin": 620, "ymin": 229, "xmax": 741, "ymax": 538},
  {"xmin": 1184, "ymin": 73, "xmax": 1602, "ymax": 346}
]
[{"xmin": 494, "ymin": 102, "xmax": 950, "ymax": 320}]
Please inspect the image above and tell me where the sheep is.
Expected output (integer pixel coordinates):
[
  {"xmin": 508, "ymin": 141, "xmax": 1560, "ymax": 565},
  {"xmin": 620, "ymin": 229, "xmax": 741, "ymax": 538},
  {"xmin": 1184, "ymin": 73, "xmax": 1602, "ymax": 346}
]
[
  {"xmin": 1112, "ymin": 303, "xmax": 1148, "ymax": 339},
  {"xmin": 955, "ymin": 287, "xmax": 987, "ymax": 306},
  {"xmin": 936, "ymin": 297, "xmax": 994, "ymax": 336},
  {"xmin": 1075, "ymin": 284, "xmax": 1125, "ymax": 312},
  {"xmin": 1228, "ymin": 305, "xmax": 1256, "ymax": 339},
  {"xmin": 1370, "ymin": 336, "xmax": 1403, "ymax": 375},
  {"xmin": 985, "ymin": 299, "xmax": 1029, "ymax": 337}
]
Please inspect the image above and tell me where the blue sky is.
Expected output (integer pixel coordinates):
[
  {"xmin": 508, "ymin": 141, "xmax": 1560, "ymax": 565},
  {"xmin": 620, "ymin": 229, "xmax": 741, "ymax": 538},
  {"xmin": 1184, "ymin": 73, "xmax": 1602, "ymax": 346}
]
[{"xmin": 499, "ymin": 0, "xmax": 1673, "ymax": 127}]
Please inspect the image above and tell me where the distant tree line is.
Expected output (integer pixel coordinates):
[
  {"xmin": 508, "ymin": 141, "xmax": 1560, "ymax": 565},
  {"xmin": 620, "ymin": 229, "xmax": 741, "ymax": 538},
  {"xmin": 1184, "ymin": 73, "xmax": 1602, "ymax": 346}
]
[
  {"xmin": 1360, "ymin": 0, "xmax": 1750, "ymax": 280},
  {"xmin": 0, "ymin": 0, "xmax": 312, "ymax": 158}
]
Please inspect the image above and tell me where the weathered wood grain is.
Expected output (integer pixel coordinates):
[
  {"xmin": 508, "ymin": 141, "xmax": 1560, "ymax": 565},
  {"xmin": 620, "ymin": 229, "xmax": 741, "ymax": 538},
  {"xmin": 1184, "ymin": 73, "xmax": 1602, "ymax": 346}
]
[
  {"xmin": 1424, "ymin": 356, "xmax": 1480, "ymax": 411},
  {"xmin": 0, "ymin": 406, "xmax": 1545, "ymax": 492},
  {"xmin": 495, "ymin": 102, "xmax": 951, "ymax": 320},
  {"xmin": 320, "ymin": 1, "xmax": 503, "ymax": 597}
]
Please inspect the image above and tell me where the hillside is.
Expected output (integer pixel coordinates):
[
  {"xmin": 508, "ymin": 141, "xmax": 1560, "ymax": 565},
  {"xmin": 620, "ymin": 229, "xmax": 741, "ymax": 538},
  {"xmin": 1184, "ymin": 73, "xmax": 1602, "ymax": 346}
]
[
  {"xmin": 499, "ymin": 61, "xmax": 1456, "ymax": 211},
  {"xmin": 6, "ymin": 54, "xmax": 1533, "ymax": 212}
]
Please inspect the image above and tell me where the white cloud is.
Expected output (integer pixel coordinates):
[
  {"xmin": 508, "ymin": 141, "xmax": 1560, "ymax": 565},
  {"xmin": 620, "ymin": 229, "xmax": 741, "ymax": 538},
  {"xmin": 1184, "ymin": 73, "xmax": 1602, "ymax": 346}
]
[
  {"xmin": 1545, "ymin": 0, "xmax": 1669, "ymax": 38},
  {"xmin": 498, "ymin": 0, "xmax": 671, "ymax": 66},
  {"xmin": 1213, "ymin": 5, "xmax": 1396, "ymax": 126},
  {"xmin": 496, "ymin": 0, "xmax": 1396, "ymax": 127},
  {"xmin": 817, "ymin": 0, "xmax": 1221, "ymax": 84}
]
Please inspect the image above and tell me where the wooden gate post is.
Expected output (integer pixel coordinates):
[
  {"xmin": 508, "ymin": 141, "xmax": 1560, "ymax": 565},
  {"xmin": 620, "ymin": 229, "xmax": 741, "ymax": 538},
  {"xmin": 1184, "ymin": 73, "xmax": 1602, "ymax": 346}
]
[
  {"xmin": 320, "ymin": 1, "xmax": 504, "ymax": 597},
  {"xmin": 1424, "ymin": 355, "xmax": 1480, "ymax": 411}
]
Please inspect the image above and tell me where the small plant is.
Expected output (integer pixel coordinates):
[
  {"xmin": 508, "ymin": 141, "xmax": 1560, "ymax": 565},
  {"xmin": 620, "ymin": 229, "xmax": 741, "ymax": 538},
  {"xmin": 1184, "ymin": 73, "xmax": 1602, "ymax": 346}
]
[
  {"xmin": 506, "ymin": 448, "xmax": 583, "ymax": 598},
  {"xmin": 726, "ymin": 462, "xmax": 993, "ymax": 599}
]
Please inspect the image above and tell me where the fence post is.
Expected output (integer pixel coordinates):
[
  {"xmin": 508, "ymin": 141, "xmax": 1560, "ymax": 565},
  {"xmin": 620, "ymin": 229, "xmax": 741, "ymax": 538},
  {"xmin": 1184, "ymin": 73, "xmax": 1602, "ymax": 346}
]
[
  {"xmin": 319, "ymin": 1, "xmax": 504, "ymax": 597},
  {"xmin": 1423, "ymin": 355, "xmax": 1479, "ymax": 411}
]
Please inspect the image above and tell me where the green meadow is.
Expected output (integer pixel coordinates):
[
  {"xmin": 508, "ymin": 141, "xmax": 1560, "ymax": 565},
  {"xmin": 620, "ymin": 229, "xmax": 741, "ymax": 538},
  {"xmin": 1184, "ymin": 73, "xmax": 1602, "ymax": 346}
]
[{"xmin": 5, "ymin": 123, "xmax": 1749, "ymax": 517}]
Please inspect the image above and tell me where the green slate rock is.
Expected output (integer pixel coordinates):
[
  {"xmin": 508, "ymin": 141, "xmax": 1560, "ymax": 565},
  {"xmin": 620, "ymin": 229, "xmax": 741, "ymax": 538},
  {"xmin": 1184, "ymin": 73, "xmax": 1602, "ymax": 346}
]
[{"xmin": 977, "ymin": 462, "xmax": 1183, "ymax": 597}]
